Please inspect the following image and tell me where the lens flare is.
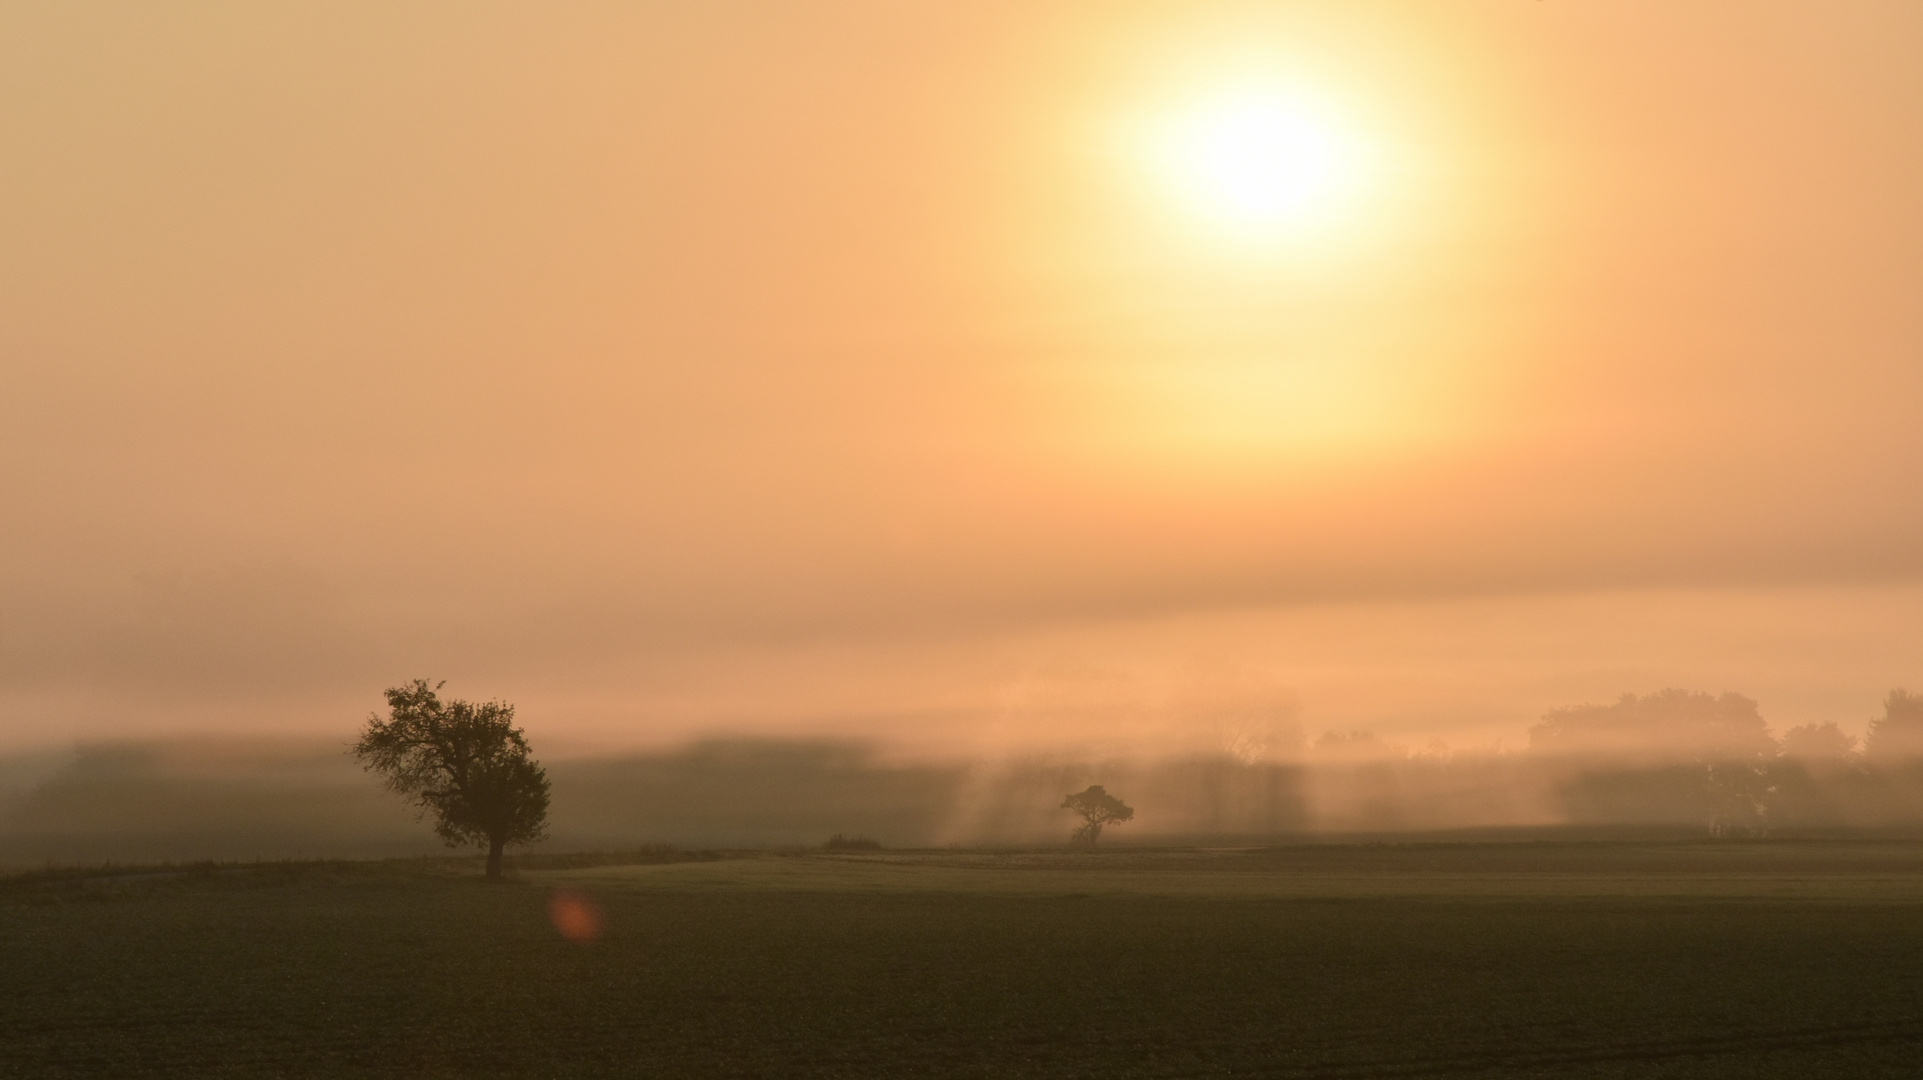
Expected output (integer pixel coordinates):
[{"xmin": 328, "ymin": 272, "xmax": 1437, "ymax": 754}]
[{"xmin": 547, "ymin": 888, "xmax": 604, "ymax": 944}]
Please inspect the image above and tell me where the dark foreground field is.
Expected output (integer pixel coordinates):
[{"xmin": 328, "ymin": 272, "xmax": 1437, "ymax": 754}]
[{"xmin": 5, "ymin": 843, "xmax": 1922, "ymax": 1079}]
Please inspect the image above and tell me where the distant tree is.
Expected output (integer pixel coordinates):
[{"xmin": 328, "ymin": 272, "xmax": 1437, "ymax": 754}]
[
  {"xmin": 1062, "ymin": 785, "xmax": 1134, "ymax": 849},
  {"xmin": 1780, "ymin": 721, "xmax": 1859, "ymax": 762},
  {"xmin": 1865, "ymin": 689, "xmax": 1923, "ymax": 764},
  {"xmin": 353, "ymin": 679, "xmax": 550, "ymax": 879},
  {"xmin": 1313, "ymin": 729, "xmax": 1397, "ymax": 763},
  {"xmin": 1529, "ymin": 690, "xmax": 1776, "ymax": 837},
  {"xmin": 1771, "ymin": 721, "xmax": 1864, "ymax": 830},
  {"xmin": 1529, "ymin": 690, "xmax": 1776, "ymax": 764}
]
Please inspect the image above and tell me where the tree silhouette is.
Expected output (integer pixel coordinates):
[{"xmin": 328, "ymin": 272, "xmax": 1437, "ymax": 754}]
[
  {"xmin": 1866, "ymin": 688, "xmax": 1923, "ymax": 764},
  {"xmin": 353, "ymin": 679, "xmax": 550, "ymax": 879},
  {"xmin": 1061, "ymin": 785, "xmax": 1134, "ymax": 848},
  {"xmin": 1529, "ymin": 690, "xmax": 1777, "ymax": 837},
  {"xmin": 1780, "ymin": 721, "xmax": 1858, "ymax": 761},
  {"xmin": 1529, "ymin": 690, "xmax": 1776, "ymax": 764}
]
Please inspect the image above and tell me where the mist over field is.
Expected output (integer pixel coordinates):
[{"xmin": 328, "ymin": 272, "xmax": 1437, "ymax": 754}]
[{"xmin": 11, "ymin": 684, "xmax": 1923, "ymax": 866}]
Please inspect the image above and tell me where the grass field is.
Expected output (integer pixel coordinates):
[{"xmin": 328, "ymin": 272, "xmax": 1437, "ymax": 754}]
[{"xmin": 5, "ymin": 842, "xmax": 1923, "ymax": 1078}]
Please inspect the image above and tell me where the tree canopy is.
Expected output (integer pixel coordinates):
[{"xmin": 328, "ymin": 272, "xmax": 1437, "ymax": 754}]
[
  {"xmin": 353, "ymin": 679, "xmax": 550, "ymax": 879},
  {"xmin": 1062, "ymin": 785, "xmax": 1134, "ymax": 849},
  {"xmin": 1780, "ymin": 721, "xmax": 1859, "ymax": 762},
  {"xmin": 1530, "ymin": 690, "xmax": 1775, "ymax": 837},
  {"xmin": 1866, "ymin": 689, "xmax": 1923, "ymax": 763},
  {"xmin": 1528, "ymin": 690, "xmax": 1774, "ymax": 765}
]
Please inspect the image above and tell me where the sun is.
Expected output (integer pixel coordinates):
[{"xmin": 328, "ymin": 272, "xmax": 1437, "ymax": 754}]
[{"xmin": 1149, "ymin": 88, "xmax": 1360, "ymax": 236}]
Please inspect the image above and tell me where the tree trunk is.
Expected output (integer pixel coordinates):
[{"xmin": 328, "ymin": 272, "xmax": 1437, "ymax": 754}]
[{"xmin": 486, "ymin": 834, "xmax": 505, "ymax": 880}]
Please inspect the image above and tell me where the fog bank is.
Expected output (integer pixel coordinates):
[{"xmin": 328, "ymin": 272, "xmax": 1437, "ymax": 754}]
[{"xmin": 12, "ymin": 719, "xmax": 1923, "ymax": 868}]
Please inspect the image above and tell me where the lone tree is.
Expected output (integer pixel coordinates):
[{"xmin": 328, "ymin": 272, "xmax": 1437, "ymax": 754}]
[
  {"xmin": 1062, "ymin": 785, "xmax": 1134, "ymax": 849},
  {"xmin": 353, "ymin": 679, "xmax": 551, "ymax": 879}
]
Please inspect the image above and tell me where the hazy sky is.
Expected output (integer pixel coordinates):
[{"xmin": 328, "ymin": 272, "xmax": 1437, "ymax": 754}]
[{"xmin": 3, "ymin": 1, "xmax": 1919, "ymax": 755}]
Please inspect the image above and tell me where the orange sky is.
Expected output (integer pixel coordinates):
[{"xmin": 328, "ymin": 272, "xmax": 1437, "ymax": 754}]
[{"xmin": 2, "ymin": 1, "xmax": 1919, "ymax": 755}]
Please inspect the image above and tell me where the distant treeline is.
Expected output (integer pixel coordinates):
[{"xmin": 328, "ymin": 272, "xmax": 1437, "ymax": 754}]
[
  {"xmin": 1522, "ymin": 688, "xmax": 1923, "ymax": 837},
  {"xmin": 2, "ymin": 688, "xmax": 1919, "ymax": 864}
]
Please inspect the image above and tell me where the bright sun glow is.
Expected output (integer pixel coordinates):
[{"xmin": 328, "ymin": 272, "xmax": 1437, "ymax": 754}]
[
  {"xmin": 1080, "ymin": 72, "xmax": 1436, "ymax": 467},
  {"xmin": 1150, "ymin": 89, "xmax": 1361, "ymax": 236}
]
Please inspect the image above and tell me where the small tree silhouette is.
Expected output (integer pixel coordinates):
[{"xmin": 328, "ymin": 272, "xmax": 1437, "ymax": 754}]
[
  {"xmin": 353, "ymin": 679, "xmax": 550, "ymax": 879},
  {"xmin": 1061, "ymin": 785, "xmax": 1134, "ymax": 849}
]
